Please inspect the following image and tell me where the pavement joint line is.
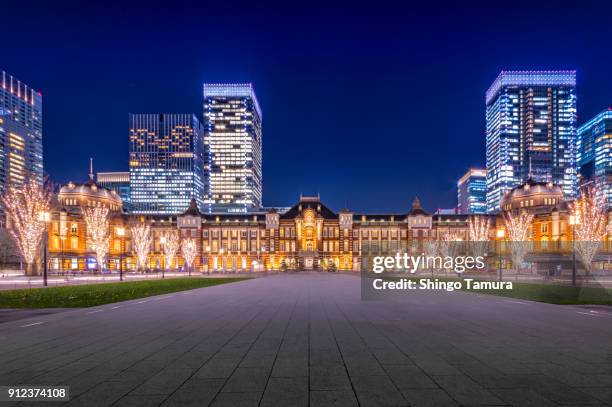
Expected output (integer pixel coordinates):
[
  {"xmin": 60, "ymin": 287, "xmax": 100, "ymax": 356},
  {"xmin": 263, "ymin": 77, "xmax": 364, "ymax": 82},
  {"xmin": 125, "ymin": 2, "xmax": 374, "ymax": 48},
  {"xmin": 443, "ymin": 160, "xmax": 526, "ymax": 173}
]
[
  {"xmin": 576, "ymin": 311, "xmax": 607, "ymax": 317},
  {"xmin": 135, "ymin": 300, "xmax": 148, "ymax": 304},
  {"xmin": 111, "ymin": 306, "xmax": 121, "ymax": 309},
  {"xmin": 86, "ymin": 310, "xmax": 104, "ymax": 314},
  {"xmin": 20, "ymin": 321, "xmax": 45, "ymax": 327},
  {"xmin": 502, "ymin": 300, "xmax": 530, "ymax": 305}
]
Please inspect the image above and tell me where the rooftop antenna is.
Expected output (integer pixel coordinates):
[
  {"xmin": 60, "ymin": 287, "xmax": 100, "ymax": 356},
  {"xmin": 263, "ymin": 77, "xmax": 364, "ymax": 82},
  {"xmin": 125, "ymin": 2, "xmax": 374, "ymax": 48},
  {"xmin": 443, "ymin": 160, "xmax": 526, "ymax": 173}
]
[{"xmin": 89, "ymin": 157, "xmax": 94, "ymax": 181}]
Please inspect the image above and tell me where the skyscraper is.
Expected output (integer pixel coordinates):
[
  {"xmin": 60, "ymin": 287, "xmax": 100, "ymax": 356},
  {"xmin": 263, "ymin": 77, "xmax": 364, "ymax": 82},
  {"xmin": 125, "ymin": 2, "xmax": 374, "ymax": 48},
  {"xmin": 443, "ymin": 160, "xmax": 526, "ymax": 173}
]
[
  {"xmin": 577, "ymin": 109, "xmax": 612, "ymax": 207},
  {"xmin": 97, "ymin": 171, "xmax": 131, "ymax": 203},
  {"xmin": 0, "ymin": 71, "xmax": 43, "ymax": 223},
  {"xmin": 203, "ymin": 83, "xmax": 262, "ymax": 212},
  {"xmin": 458, "ymin": 168, "xmax": 487, "ymax": 214},
  {"xmin": 485, "ymin": 71, "xmax": 577, "ymax": 213},
  {"xmin": 129, "ymin": 114, "xmax": 205, "ymax": 214}
]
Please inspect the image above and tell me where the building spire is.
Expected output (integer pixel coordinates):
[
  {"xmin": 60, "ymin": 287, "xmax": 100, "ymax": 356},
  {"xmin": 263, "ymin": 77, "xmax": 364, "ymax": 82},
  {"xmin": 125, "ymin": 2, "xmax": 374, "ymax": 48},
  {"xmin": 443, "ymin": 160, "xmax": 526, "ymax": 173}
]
[{"xmin": 89, "ymin": 157, "xmax": 94, "ymax": 181}]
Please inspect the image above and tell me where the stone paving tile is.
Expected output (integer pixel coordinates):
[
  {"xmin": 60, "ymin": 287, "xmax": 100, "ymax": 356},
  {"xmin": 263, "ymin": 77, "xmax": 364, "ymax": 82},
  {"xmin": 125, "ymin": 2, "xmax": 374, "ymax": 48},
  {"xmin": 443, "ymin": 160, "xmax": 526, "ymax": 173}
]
[
  {"xmin": 220, "ymin": 366, "xmax": 270, "ymax": 393},
  {"xmin": 209, "ymin": 391, "xmax": 262, "ymax": 407},
  {"xmin": 310, "ymin": 364, "xmax": 352, "ymax": 391},
  {"xmin": 310, "ymin": 390, "xmax": 360, "ymax": 407},
  {"xmin": 432, "ymin": 375, "xmax": 505, "ymax": 405},
  {"xmin": 260, "ymin": 376, "xmax": 308, "ymax": 407},
  {"xmin": 160, "ymin": 378, "xmax": 224, "ymax": 406},
  {"xmin": 113, "ymin": 394, "xmax": 168, "ymax": 407},
  {"xmin": 130, "ymin": 368, "xmax": 195, "ymax": 395},
  {"xmin": 0, "ymin": 273, "xmax": 611, "ymax": 407},
  {"xmin": 491, "ymin": 388, "xmax": 559, "ymax": 407},
  {"xmin": 400, "ymin": 388, "xmax": 460, "ymax": 407},
  {"xmin": 384, "ymin": 364, "xmax": 439, "ymax": 389},
  {"xmin": 350, "ymin": 375, "xmax": 407, "ymax": 406}
]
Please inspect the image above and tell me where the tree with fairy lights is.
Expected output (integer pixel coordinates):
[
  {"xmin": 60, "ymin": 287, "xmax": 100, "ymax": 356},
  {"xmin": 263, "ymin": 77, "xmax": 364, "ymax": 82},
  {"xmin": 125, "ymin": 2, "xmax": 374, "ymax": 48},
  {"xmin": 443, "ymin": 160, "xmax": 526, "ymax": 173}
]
[
  {"xmin": 468, "ymin": 216, "xmax": 490, "ymax": 260},
  {"xmin": 161, "ymin": 231, "xmax": 179, "ymax": 270},
  {"xmin": 438, "ymin": 230, "xmax": 463, "ymax": 273},
  {"xmin": 572, "ymin": 186, "xmax": 609, "ymax": 274},
  {"xmin": 504, "ymin": 210, "xmax": 534, "ymax": 272},
  {"xmin": 83, "ymin": 206, "xmax": 110, "ymax": 272},
  {"xmin": 1, "ymin": 178, "xmax": 51, "ymax": 275},
  {"xmin": 181, "ymin": 238, "xmax": 197, "ymax": 275},
  {"xmin": 423, "ymin": 239, "xmax": 438, "ymax": 275},
  {"xmin": 130, "ymin": 222, "xmax": 152, "ymax": 272}
]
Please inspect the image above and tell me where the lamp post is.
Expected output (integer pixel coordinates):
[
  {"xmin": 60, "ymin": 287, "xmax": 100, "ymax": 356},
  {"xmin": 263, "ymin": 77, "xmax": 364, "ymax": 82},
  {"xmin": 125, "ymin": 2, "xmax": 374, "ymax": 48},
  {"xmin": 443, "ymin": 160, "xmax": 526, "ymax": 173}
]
[
  {"xmin": 39, "ymin": 211, "xmax": 51, "ymax": 287},
  {"xmin": 496, "ymin": 228, "xmax": 505, "ymax": 282},
  {"xmin": 160, "ymin": 235, "xmax": 166, "ymax": 279},
  {"xmin": 569, "ymin": 214, "xmax": 578, "ymax": 286},
  {"xmin": 205, "ymin": 245, "xmax": 210, "ymax": 276},
  {"xmin": 116, "ymin": 227, "xmax": 125, "ymax": 282},
  {"xmin": 219, "ymin": 248, "xmax": 224, "ymax": 274},
  {"xmin": 261, "ymin": 247, "xmax": 266, "ymax": 272}
]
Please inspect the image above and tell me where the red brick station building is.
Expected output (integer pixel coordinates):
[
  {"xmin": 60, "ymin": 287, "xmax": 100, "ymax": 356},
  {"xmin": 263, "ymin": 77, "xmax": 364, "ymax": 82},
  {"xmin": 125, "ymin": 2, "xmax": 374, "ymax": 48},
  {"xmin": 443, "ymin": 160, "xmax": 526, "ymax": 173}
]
[{"xmin": 46, "ymin": 176, "xmax": 611, "ymax": 273}]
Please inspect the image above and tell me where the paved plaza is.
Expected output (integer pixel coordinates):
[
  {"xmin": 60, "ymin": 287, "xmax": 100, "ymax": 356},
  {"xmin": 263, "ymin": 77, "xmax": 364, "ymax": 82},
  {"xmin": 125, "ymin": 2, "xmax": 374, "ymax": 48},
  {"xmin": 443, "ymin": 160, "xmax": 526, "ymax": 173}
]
[{"xmin": 0, "ymin": 273, "xmax": 611, "ymax": 406}]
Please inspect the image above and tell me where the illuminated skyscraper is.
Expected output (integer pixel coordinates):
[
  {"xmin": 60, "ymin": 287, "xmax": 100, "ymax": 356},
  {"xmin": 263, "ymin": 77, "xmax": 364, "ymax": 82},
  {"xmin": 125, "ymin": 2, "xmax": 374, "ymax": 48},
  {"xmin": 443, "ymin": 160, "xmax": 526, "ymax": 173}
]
[
  {"xmin": 485, "ymin": 71, "xmax": 577, "ymax": 213},
  {"xmin": 97, "ymin": 171, "xmax": 131, "ymax": 203},
  {"xmin": 129, "ymin": 114, "xmax": 205, "ymax": 214},
  {"xmin": 203, "ymin": 83, "xmax": 262, "ymax": 212},
  {"xmin": 0, "ymin": 70, "xmax": 43, "ymax": 224},
  {"xmin": 458, "ymin": 168, "xmax": 487, "ymax": 214},
  {"xmin": 577, "ymin": 109, "xmax": 612, "ymax": 207}
]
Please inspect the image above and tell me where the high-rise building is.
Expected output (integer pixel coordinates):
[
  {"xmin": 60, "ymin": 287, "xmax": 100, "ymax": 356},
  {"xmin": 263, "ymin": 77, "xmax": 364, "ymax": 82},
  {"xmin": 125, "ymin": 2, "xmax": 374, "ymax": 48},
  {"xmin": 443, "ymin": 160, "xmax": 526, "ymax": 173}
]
[
  {"xmin": 0, "ymin": 71, "xmax": 43, "ymax": 223},
  {"xmin": 97, "ymin": 171, "xmax": 130, "ymax": 203},
  {"xmin": 485, "ymin": 71, "xmax": 577, "ymax": 213},
  {"xmin": 577, "ymin": 109, "xmax": 612, "ymax": 207},
  {"xmin": 203, "ymin": 83, "xmax": 262, "ymax": 213},
  {"xmin": 129, "ymin": 114, "xmax": 206, "ymax": 214},
  {"xmin": 458, "ymin": 168, "xmax": 487, "ymax": 214}
]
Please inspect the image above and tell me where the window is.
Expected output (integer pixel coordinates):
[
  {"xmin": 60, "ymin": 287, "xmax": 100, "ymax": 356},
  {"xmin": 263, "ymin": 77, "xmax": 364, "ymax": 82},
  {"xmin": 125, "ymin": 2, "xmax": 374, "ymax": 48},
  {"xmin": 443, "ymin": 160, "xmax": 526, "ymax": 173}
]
[{"xmin": 541, "ymin": 223, "xmax": 548, "ymax": 234}]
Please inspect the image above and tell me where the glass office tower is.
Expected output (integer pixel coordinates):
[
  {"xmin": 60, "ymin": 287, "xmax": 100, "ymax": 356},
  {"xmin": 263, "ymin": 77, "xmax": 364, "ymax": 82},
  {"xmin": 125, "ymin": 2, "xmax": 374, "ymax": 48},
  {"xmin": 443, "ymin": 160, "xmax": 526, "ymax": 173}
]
[
  {"xmin": 0, "ymin": 71, "xmax": 43, "ymax": 225},
  {"xmin": 577, "ymin": 109, "xmax": 612, "ymax": 207},
  {"xmin": 485, "ymin": 71, "xmax": 577, "ymax": 213},
  {"xmin": 97, "ymin": 171, "xmax": 130, "ymax": 203},
  {"xmin": 458, "ymin": 168, "xmax": 487, "ymax": 214},
  {"xmin": 203, "ymin": 83, "xmax": 262, "ymax": 213},
  {"xmin": 129, "ymin": 114, "xmax": 206, "ymax": 214}
]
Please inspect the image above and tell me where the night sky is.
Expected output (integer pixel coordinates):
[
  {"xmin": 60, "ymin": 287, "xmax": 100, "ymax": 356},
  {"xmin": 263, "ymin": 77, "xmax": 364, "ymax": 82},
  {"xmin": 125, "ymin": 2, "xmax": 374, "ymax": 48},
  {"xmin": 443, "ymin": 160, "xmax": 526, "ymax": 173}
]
[{"xmin": 3, "ymin": 1, "xmax": 612, "ymax": 213}]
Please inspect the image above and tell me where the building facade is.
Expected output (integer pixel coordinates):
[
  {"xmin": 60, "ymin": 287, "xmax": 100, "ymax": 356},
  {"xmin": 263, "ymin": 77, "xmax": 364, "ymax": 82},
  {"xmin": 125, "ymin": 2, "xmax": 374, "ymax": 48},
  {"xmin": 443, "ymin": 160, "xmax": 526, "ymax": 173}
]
[
  {"xmin": 458, "ymin": 168, "xmax": 487, "ymax": 214},
  {"xmin": 46, "ymin": 185, "xmax": 609, "ymax": 274},
  {"xmin": 577, "ymin": 109, "xmax": 612, "ymax": 207},
  {"xmin": 485, "ymin": 71, "xmax": 577, "ymax": 213},
  {"xmin": 203, "ymin": 83, "xmax": 263, "ymax": 212},
  {"xmin": 97, "ymin": 171, "xmax": 130, "ymax": 204},
  {"xmin": 0, "ymin": 71, "xmax": 43, "ymax": 224},
  {"xmin": 129, "ymin": 114, "xmax": 206, "ymax": 215}
]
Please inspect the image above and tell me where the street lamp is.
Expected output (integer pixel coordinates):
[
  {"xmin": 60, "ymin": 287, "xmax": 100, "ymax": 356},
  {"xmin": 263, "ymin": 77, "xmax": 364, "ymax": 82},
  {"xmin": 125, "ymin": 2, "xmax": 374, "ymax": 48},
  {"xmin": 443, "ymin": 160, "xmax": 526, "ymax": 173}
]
[
  {"xmin": 160, "ymin": 235, "xmax": 166, "ymax": 279},
  {"xmin": 261, "ymin": 247, "xmax": 266, "ymax": 272},
  {"xmin": 39, "ymin": 211, "xmax": 51, "ymax": 286},
  {"xmin": 219, "ymin": 247, "xmax": 224, "ymax": 273},
  {"xmin": 569, "ymin": 213, "xmax": 579, "ymax": 286},
  {"xmin": 496, "ymin": 228, "xmax": 505, "ymax": 282},
  {"xmin": 116, "ymin": 227, "xmax": 125, "ymax": 282},
  {"xmin": 205, "ymin": 245, "xmax": 210, "ymax": 276}
]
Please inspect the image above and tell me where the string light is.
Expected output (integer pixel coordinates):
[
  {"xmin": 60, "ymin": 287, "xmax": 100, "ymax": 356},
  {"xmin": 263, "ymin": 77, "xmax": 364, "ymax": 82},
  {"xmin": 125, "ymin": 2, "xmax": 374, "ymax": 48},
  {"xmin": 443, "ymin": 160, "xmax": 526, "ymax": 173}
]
[
  {"xmin": 181, "ymin": 238, "xmax": 197, "ymax": 270},
  {"xmin": 572, "ymin": 186, "xmax": 609, "ymax": 273},
  {"xmin": 83, "ymin": 206, "xmax": 110, "ymax": 271},
  {"xmin": 130, "ymin": 222, "xmax": 152, "ymax": 271},
  {"xmin": 161, "ymin": 231, "xmax": 179, "ymax": 269},
  {"xmin": 504, "ymin": 210, "xmax": 534, "ymax": 271},
  {"xmin": 1, "ymin": 179, "xmax": 51, "ymax": 269},
  {"xmin": 468, "ymin": 216, "xmax": 490, "ymax": 258}
]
